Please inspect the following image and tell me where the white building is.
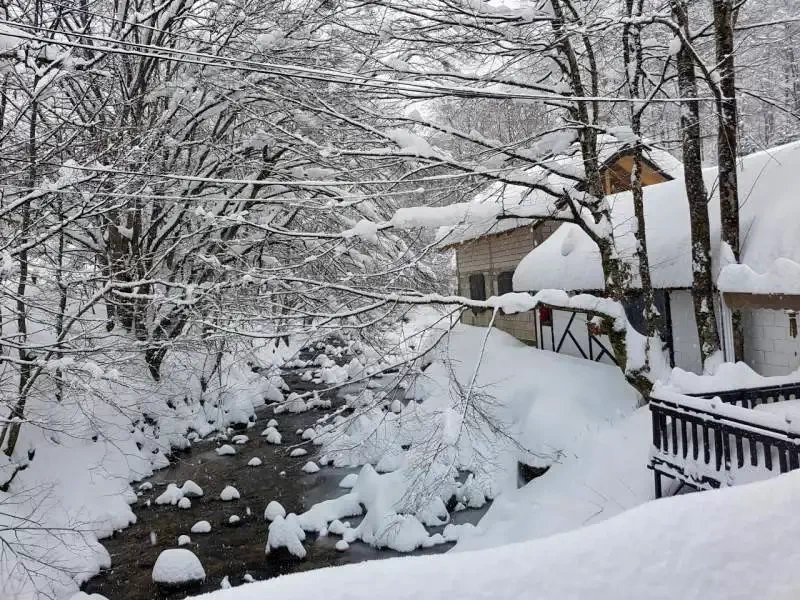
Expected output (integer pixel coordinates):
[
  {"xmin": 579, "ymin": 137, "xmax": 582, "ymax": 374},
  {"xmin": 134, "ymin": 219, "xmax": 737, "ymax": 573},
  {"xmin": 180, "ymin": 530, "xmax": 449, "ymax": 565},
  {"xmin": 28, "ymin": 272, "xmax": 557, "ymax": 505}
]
[{"xmin": 512, "ymin": 141, "xmax": 800, "ymax": 375}]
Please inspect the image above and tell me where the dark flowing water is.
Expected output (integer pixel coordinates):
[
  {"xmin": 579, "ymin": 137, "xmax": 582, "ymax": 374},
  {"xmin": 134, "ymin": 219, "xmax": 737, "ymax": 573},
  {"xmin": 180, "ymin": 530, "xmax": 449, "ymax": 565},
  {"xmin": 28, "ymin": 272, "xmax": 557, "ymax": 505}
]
[{"xmin": 82, "ymin": 361, "xmax": 488, "ymax": 599}]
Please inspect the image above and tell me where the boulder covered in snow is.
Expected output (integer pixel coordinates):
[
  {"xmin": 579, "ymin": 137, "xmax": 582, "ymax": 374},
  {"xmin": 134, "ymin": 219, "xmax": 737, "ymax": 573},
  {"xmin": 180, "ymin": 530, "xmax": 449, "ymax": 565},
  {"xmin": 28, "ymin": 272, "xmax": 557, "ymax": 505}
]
[
  {"xmin": 261, "ymin": 427, "xmax": 282, "ymax": 444},
  {"xmin": 155, "ymin": 483, "xmax": 183, "ymax": 506},
  {"xmin": 181, "ymin": 480, "xmax": 204, "ymax": 497},
  {"xmin": 248, "ymin": 457, "xmax": 263, "ymax": 467},
  {"xmin": 301, "ymin": 461, "xmax": 320, "ymax": 474},
  {"xmin": 191, "ymin": 520, "xmax": 212, "ymax": 534},
  {"xmin": 264, "ymin": 500, "xmax": 286, "ymax": 521},
  {"xmin": 220, "ymin": 485, "xmax": 240, "ymax": 501},
  {"xmin": 289, "ymin": 448, "xmax": 308, "ymax": 458},
  {"xmin": 266, "ymin": 514, "xmax": 307, "ymax": 559},
  {"xmin": 152, "ymin": 549, "xmax": 206, "ymax": 587},
  {"xmin": 215, "ymin": 444, "xmax": 236, "ymax": 456}
]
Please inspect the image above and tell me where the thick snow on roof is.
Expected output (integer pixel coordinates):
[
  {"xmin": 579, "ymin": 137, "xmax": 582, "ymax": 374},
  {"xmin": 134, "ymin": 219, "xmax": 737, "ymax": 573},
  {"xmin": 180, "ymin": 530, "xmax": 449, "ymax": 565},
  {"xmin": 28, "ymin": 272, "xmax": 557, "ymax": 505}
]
[
  {"xmin": 438, "ymin": 134, "xmax": 682, "ymax": 248},
  {"xmin": 191, "ymin": 471, "xmax": 800, "ymax": 600},
  {"xmin": 514, "ymin": 140, "xmax": 800, "ymax": 292}
]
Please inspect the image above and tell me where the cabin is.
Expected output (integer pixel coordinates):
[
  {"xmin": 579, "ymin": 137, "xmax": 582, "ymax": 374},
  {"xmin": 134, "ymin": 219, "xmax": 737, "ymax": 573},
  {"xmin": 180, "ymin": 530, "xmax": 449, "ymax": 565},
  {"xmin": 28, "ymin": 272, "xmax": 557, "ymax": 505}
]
[
  {"xmin": 439, "ymin": 135, "xmax": 682, "ymax": 345},
  {"xmin": 511, "ymin": 141, "xmax": 800, "ymax": 376}
]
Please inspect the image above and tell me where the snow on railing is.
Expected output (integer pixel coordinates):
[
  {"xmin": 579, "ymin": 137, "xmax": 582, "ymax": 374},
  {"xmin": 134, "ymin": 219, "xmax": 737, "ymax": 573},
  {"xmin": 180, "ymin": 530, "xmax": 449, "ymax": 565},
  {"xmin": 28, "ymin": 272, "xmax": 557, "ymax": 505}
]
[{"xmin": 648, "ymin": 385, "xmax": 800, "ymax": 498}]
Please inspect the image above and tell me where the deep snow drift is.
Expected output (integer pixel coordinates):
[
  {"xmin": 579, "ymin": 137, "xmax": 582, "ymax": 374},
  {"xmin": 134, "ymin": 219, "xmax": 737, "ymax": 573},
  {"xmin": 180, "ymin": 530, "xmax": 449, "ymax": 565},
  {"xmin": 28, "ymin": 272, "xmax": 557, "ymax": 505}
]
[
  {"xmin": 266, "ymin": 323, "xmax": 640, "ymax": 556},
  {"xmin": 193, "ymin": 471, "xmax": 800, "ymax": 600}
]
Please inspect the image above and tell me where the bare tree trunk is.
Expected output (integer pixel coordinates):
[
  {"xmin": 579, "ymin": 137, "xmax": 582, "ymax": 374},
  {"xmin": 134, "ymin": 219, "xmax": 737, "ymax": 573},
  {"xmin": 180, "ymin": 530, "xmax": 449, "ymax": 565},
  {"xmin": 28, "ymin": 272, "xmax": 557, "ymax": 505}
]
[
  {"xmin": 714, "ymin": 0, "xmax": 744, "ymax": 361},
  {"xmin": 673, "ymin": 0, "xmax": 722, "ymax": 367},
  {"xmin": 3, "ymin": 86, "xmax": 38, "ymax": 457},
  {"xmin": 624, "ymin": 0, "xmax": 662, "ymax": 341}
]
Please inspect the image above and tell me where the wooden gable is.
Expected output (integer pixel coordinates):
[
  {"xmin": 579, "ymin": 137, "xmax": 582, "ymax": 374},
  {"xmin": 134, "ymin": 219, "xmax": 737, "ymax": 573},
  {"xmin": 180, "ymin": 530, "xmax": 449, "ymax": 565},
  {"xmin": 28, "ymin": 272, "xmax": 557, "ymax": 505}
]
[{"xmin": 599, "ymin": 151, "xmax": 673, "ymax": 195}]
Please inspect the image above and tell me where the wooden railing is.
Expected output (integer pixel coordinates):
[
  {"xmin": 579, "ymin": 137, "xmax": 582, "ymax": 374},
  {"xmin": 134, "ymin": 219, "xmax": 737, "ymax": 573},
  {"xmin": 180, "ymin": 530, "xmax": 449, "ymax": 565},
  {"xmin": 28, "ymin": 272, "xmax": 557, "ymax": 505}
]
[
  {"xmin": 686, "ymin": 381, "xmax": 800, "ymax": 409},
  {"xmin": 649, "ymin": 383, "xmax": 800, "ymax": 498}
]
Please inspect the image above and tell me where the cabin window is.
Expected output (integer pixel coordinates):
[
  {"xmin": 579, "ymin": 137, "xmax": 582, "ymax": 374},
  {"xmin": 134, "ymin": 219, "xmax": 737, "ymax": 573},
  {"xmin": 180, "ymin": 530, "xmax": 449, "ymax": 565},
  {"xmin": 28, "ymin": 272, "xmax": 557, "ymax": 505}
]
[
  {"xmin": 497, "ymin": 272, "xmax": 514, "ymax": 296},
  {"xmin": 468, "ymin": 273, "xmax": 487, "ymax": 301}
]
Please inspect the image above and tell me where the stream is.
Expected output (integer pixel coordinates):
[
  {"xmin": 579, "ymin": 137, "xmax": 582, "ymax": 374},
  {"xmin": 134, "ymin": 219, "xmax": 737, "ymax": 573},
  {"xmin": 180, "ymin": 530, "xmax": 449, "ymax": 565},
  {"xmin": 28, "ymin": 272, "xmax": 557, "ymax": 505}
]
[{"xmin": 82, "ymin": 348, "xmax": 489, "ymax": 599}]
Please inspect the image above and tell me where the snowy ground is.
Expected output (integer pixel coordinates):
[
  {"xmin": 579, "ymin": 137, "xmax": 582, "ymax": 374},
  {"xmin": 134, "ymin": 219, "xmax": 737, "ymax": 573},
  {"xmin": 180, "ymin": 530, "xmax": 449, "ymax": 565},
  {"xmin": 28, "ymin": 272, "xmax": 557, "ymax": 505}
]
[
  {"xmin": 191, "ymin": 470, "xmax": 800, "ymax": 600},
  {"xmin": 0, "ymin": 337, "xmax": 299, "ymax": 600}
]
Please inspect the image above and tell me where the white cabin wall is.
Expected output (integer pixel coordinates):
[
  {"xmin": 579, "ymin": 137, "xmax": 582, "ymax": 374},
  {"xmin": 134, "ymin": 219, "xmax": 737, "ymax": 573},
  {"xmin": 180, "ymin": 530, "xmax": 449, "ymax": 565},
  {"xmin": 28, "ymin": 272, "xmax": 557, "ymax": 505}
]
[
  {"xmin": 741, "ymin": 309, "xmax": 800, "ymax": 376},
  {"xmin": 539, "ymin": 309, "xmax": 616, "ymax": 366},
  {"xmin": 668, "ymin": 290, "xmax": 703, "ymax": 374}
]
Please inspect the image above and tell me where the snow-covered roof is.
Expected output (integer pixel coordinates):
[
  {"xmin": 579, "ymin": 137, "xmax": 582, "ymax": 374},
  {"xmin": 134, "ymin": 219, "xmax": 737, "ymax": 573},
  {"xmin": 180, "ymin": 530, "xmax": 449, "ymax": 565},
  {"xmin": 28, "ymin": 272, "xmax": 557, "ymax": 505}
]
[
  {"xmin": 437, "ymin": 134, "xmax": 683, "ymax": 249},
  {"xmin": 513, "ymin": 140, "xmax": 800, "ymax": 294}
]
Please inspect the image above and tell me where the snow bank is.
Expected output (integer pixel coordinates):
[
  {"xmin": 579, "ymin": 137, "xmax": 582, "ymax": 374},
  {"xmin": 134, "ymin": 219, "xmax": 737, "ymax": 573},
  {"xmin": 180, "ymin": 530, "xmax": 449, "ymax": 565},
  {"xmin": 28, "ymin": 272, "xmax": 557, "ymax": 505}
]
[
  {"xmin": 191, "ymin": 471, "xmax": 800, "ymax": 600},
  {"xmin": 454, "ymin": 407, "xmax": 655, "ymax": 551},
  {"xmin": 0, "ymin": 337, "xmax": 291, "ymax": 599},
  {"xmin": 268, "ymin": 323, "xmax": 639, "ymax": 557}
]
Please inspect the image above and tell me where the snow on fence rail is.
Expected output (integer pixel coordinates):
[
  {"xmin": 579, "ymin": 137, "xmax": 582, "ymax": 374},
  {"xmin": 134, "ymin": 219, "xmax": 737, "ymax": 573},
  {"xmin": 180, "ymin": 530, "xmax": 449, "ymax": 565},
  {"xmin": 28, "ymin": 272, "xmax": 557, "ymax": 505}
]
[{"xmin": 649, "ymin": 383, "xmax": 800, "ymax": 498}]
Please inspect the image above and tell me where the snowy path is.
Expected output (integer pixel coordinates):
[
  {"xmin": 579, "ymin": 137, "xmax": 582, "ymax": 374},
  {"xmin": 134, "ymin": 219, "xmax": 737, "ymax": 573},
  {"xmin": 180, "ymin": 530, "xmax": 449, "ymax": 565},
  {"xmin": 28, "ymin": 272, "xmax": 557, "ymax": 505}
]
[{"xmin": 81, "ymin": 349, "xmax": 485, "ymax": 598}]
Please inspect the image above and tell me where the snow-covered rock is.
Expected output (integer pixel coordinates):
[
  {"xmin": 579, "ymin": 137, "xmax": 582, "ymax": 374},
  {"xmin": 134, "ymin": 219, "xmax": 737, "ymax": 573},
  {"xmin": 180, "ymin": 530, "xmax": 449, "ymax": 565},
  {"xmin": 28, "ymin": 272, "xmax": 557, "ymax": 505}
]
[
  {"xmin": 301, "ymin": 428, "xmax": 316, "ymax": 440},
  {"xmin": 261, "ymin": 427, "xmax": 282, "ymax": 444},
  {"xmin": 229, "ymin": 515, "xmax": 241, "ymax": 525},
  {"xmin": 220, "ymin": 485, "xmax": 240, "ymax": 501},
  {"xmin": 155, "ymin": 483, "xmax": 183, "ymax": 506},
  {"xmin": 191, "ymin": 520, "xmax": 212, "ymax": 534},
  {"xmin": 139, "ymin": 482, "xmax": 153, "ymax": 492},
  {"xmin": 335, "ymin": 540, "xmax": 349, "ymax": 551},
  {"xmin": 267, "ymin": 419, "xmax": 279, "ymax": 428},
  {"xmin": 220, "ymin": 575, "xmax": 231, "ymax": 589},
  {"xmin": 247, "ymin": 457, "xmax": 263, "ymax": 467},
  {"xmin": 264, "ymin": 500, "xmax": 286, "ymax": 521},
  {"xmin": 289, "ymin": 448, "xmax": 307, "ymax": 458},
  {"xmin": 178, "ymin": 535, "xmax": 191, "ymax": 546},
  {"xmin": 301, "ymin": 461, "xmax": 320, "ymax": 474},
  {"xmin": 152, "ymin": 549, "xmax": 205, "ymax": 586},
  {"xmin": 266, "ymin": 514, "xmax": 307, "ymax": 558},
  {"xmin": 178, "ymin": 497, "xmax": 191, "ymax": 510},
  {"xmin": 232, "ymin": 435, "xmax": 249, "ymax": 445},
  {"xmin": 215, "ymin": 444, "xmax": 236, "ymax": 456},
  {"xmin": 181, "ymin": 480, "xmax": 204, "ymax": 498}
]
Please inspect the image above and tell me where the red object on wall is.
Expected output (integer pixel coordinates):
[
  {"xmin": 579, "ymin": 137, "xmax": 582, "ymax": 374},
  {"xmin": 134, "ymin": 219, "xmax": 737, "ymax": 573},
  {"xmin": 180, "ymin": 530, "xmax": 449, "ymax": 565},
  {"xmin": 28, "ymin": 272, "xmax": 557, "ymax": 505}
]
[{"xmin": 539, "ymin": 306, "xmax": 553, "ymax": 327}]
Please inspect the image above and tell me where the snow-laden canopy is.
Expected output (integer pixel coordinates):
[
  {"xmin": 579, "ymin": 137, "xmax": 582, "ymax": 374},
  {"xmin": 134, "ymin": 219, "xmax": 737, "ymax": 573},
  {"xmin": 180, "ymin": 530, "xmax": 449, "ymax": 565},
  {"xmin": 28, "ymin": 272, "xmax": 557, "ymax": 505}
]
[
  {"xmin": 437, "ymin": 133, "xmax": 682, "ymax": 248},
  {"xmin": 514, "ymin": 140, "xmax": 800, "ymax": 293}
]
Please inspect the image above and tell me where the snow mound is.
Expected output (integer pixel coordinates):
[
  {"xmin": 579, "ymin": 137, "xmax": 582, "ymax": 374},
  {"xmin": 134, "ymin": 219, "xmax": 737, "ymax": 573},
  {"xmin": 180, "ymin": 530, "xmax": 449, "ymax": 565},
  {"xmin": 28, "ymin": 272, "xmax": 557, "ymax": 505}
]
[
  {"xmin": 266, "ymin": 514, "xmax": 307, "ymax": 558},
  {"xmin": 215, "ymin": 444, "xmax": 236, "ymax": 456},
  {"xmin": 264, "ymin": 501, "xmax": 286, "ymax": 521},
  {"xmin": 267, "ymin": 419, "xmax": 279, "ymax": 428},
  {"xmin": 335, "ymin": 540, "xmax": 349, "ymax": 551},
  {"xmin": 178, "ymin": 535, "xmax": 191, "ymax": 546},
  {"xmin": 181, "ymin": 480, "xmax": 204, "ymax": 497},
  {"xmin": 231, "ymin": 435, "xmax": 249, "ymax": 445},
  {"xmin": 261, "ymin": 427, "xmax": 282, "ymax": 444},
  {"xmin": 220, "ymin": 486, "xmax": 240, "ymax": 501},
  {"xmin": 229, "ymin": 515, "xmax": 241, "ymax": 525},
  {"xmin": 191, "ymin": 520, "xmax": 212, "ymax": 534},
  {"xmin": 178, "ymin": 497, "xmax": 191, "ymax": 510},
  {"xmin": 301, "ymin": 461, "xmax": 320, "ymax": 474},
  {"xmin": 289, "ymin": 448, "xmax": 307, "ymax": 458},
  {"xmin": 155, "ymin": 483, "xmax": 184, "ymax": 505},
  {"xmin": 152, "ymin": 549, "xmax": 205, "ymax": 585},
  {"xmin": 247, "ymin": 457, "xmax": 263, "ymax": 467}
]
